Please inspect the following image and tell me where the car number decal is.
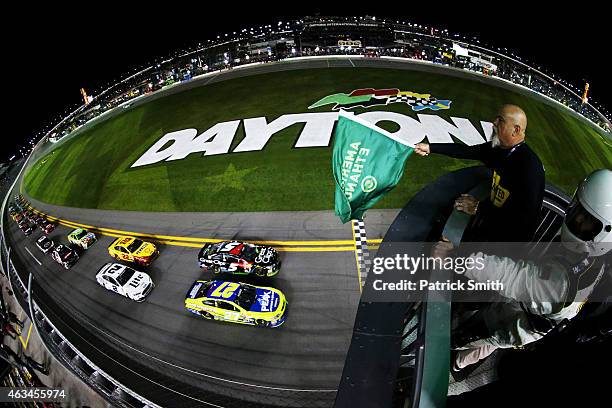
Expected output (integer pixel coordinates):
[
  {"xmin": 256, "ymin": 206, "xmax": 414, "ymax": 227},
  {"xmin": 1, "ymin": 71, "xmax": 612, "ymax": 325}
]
[
  {"xmin": 210, "ymin": 282, "xmax": 240, "ymax": 299},
  {"xmin": 255, "ymin": 247, "xmax": 273, "ymax": 264}
]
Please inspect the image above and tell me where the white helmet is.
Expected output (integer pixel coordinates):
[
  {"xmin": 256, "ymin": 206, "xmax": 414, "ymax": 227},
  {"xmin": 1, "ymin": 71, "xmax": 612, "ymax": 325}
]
[{"xmin": 561, "ymin": 169, "xmax": 612, "ymax": 256}]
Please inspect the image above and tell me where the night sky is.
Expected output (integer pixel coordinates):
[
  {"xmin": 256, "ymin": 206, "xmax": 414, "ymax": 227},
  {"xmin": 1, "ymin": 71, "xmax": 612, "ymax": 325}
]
[{"xmin": 4, "ymin": 4, "xmax": 610, "ymax": 163}]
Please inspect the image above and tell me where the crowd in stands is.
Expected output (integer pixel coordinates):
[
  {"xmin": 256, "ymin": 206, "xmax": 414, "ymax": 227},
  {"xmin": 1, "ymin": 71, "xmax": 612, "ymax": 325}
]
[{"xmin": 46, "ymin": 16, "xmax": 610, "ymax": 144}]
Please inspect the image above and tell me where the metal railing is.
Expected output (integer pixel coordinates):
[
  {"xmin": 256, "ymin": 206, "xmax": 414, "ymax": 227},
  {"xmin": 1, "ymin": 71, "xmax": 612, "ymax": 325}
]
[
  {"xmin": 0, "ymin": 161, "xmax": 159, "ymax": 407},
  {"xmin": 0, "ymin": 228, "xmax": 159, "ymax": 408}
]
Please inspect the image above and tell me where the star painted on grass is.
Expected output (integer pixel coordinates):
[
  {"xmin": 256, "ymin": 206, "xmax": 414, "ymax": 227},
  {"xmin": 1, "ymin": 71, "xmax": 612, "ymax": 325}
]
[{"xmin": 202, "ymin": 163, "xmax": 258, "ymax": 194}]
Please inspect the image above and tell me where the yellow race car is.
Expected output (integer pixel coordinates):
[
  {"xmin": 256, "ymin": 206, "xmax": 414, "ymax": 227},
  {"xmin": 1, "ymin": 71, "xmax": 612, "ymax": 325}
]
[
  {"xmin": 108, "ymin": 236, "xmax": 159, "ymax": 266},
  {"xmin": 185, "ymin": 280, "xmax": 287, "ymax": 328}
]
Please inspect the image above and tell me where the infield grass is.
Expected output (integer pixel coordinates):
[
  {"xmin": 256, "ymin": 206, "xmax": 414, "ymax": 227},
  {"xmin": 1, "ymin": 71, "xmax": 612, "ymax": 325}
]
[{"xmin": 24, "ymin": 67, "xmax": 612, "ymax": 212}]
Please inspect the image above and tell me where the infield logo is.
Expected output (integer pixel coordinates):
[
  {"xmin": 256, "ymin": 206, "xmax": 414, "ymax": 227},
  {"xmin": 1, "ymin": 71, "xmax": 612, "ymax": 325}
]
[
  {"xmin": 309, "ymin": 88, "xmax": 452, "ymax": 111},
  {"xmin": 131, "ymin": 112, "xmax": 493, "ymax": 168}
]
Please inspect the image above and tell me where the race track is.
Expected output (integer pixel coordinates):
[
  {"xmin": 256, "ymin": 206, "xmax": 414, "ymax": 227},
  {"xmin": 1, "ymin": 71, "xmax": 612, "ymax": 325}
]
[
  {"xmin": 8, "ymin": 56, "xmax": 581, "ymax": 407},
  {"xmin": 5, "ymin": 201, "xmax": 382, "ymax": 407},
  {"xmin": 6, "ymin": 75, "xmax": 402, "ymax": 404}
]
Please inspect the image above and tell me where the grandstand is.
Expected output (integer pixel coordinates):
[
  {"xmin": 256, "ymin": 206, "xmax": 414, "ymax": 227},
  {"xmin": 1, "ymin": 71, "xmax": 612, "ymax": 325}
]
[{"xmin": 41, "ymin": 16, "xmax": 610, "ymax": 147}]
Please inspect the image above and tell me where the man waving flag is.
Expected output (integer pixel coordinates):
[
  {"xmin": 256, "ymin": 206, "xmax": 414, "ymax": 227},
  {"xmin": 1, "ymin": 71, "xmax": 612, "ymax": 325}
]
[{"xmin": 333, "ymin": 110, "xmax": 414, "ymax": 223}]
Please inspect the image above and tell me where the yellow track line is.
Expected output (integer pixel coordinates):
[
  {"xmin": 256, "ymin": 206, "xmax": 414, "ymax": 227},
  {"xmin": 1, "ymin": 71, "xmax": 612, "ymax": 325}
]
[
  {"xmin": 18, "ymin": 324, "xmax": 33, "ymax": 350},
  {"xmin": 24, "ymin": 324, "xmax": 33, "ymax": 350},
  {"xmin": 28, "ymin": 207, "xmax": 382, "ymax": 252},
  {"xmin": 56, "ymin": 220, "xmax": 366, "ymax": 252}
]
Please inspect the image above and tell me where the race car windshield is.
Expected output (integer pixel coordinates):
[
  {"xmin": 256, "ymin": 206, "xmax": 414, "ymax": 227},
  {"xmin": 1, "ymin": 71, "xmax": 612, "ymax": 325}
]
[
  {"xmin": 117, "ymin": 268, "xmax": 136, "ymax": 286},
  {"xmin": 241, "ymin": 245, "xmax": 258, "ymax": 261},
  {"xmin": 60, "ymin": 248, "xmax": 72, "ymax": 259},
  {"xmin": 235, "ymin": 285, "xmax": 257, "ymax": 309},
  {"xmin": 196, "ymin": 282, "xmax": 212, "ymax": 297},
  {"xmin": 74, "ymin": 230, "xmax": 87, "ymax": 239},
  {"xmin": 127, "ymin": 239, "xmax": 144, "ymax": 253},
  {"xmin": 211, "ymin": 242, "xmax": 224, "ymax": 252},
  {"xmin": 565, "ymin": 200, "xmax": 603, "ymax": 241}
]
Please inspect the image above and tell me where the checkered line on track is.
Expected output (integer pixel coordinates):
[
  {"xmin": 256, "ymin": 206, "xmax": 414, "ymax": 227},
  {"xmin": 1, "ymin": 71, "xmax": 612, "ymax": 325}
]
[{"xmin": 352, "ymin": 219, "xmax": 370, "ymax": 286}]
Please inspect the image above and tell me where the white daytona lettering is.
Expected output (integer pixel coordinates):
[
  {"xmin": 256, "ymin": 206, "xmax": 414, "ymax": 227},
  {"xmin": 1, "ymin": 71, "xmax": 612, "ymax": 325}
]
[{"xmin": 131, "ymin": 112, "xmax": 492, "ymax": 168}]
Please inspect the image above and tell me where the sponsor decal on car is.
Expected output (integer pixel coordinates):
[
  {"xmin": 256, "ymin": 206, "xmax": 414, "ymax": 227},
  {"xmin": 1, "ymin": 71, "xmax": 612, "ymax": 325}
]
[
  {"xmin": 189, "ymin": 283, "xmax": 203, "ymax": 298},
  {"xmin": 254, "ymin": 289, "xmax": 280, "ymax": 313},
  {"xmin": 128, "ymin": 273, "xmax": 145, "ymax": 288},
  {"xmin": 255, "ymin": 247, "xmax": 274, "ymax": 264},
  {"xmin": 259, "ymin": 291, "xmax": 272, "ymax": 312}
]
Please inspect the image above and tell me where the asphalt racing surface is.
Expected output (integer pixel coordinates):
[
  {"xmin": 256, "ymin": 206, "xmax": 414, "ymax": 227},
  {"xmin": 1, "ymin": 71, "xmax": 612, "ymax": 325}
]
[
  {"xmin": 5, "ymin": 204, "xmax": 367, "ymax": 407},
  {"xmin": 6, "ymin": 56, "xmax": 548, "ymax": 407}
]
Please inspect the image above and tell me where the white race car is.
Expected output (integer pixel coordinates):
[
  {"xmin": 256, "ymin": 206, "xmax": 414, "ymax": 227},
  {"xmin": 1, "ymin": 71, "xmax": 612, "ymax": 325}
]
[{"xmin": 96, "ymin": 263, "xmax": 154, "ymax": 302}]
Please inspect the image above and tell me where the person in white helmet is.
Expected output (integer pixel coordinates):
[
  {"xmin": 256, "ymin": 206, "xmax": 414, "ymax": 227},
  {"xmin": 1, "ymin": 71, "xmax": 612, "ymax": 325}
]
[{"xmin": 433, "ymin": 169, "xmax": 612, "ymax": 379}]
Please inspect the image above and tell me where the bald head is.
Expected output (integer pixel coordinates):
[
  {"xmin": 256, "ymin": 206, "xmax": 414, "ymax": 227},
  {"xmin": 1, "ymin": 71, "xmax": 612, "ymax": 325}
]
[
  {"xmin": 493, "ymin": 104, "xmax": 528, "ymax": 148},
  {"xmin": 501, "ymin": 104, "xmax": 527, "ymax": 136}
]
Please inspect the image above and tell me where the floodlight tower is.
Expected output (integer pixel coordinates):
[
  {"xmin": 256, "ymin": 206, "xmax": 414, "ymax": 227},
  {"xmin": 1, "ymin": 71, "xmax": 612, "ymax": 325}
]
[
  {"xmin": 80, "ymin": 88, "xmax": 90, "ymax": 105},
  {"xmin": 581, "ymin": 82, "xmax": 590, "ymax": 105}
]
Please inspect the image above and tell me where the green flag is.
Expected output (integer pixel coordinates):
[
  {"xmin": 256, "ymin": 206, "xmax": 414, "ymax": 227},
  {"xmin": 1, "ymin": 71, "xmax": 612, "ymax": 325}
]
[{"xmin": 333, "ymin": 110, "xmax": 414, "ymax": 223}]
